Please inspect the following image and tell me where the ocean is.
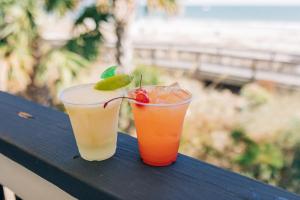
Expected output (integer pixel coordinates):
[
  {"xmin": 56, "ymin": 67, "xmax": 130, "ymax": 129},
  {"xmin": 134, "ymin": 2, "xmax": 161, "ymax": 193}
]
[{"xmin": 137, "ymin": 5, "xmax": 300, "ymax": 22}]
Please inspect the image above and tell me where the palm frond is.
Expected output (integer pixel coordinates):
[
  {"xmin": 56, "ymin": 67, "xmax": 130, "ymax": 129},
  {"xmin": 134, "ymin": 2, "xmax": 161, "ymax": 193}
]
[
  {"xmin": 44, "ymin": 0, "xmax": 78, "ymax": 15},
  {"xmin": 37, "ymin": 48, "xmax": 89, "ymax": 89},
  {"xmin": 75, "ymin": 5, "xmax": 111, "ymax": 27},
  {"xmin": 147, "ymin": 0, "xmax": 177, "ymax": 13},
  {"xmin": 66, "ymin": 30, "xmax": 102, "ymax": 61}
]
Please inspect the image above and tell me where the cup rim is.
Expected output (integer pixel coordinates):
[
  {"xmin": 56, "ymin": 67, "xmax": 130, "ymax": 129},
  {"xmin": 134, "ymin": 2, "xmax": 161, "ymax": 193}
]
[
  {"xmin": 127, "ymin": 85, "xmax": 192, "ymax": 107},
  {"xmin": 59, "ymin": 83, "xmax": 123, "ymax": 106}
]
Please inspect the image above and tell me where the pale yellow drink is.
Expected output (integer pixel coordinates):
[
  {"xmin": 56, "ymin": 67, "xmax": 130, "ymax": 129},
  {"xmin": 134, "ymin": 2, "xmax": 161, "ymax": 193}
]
[{"xmin": 60, "ymin": 84, "xmax": 123, "ymax": 161}]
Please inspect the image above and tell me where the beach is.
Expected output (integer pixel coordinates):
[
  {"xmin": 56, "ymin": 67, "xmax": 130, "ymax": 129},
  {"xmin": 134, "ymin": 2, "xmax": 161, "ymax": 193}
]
[{"xmin": 131, "ymin": 18, "xmax": 300, "ymax": 55}]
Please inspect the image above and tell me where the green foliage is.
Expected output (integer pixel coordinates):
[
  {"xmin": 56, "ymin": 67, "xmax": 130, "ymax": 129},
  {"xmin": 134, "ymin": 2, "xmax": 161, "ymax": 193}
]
[
  {"xmin": 241, "ymin": 83, "xmax": 271, "ymax": 107},
  {"xmin": 44, "ymin": 0, "xmax": 77, "ymax": 15},
  {"xmin": 75, "ymin": 5, "xmax": 111, "ymax": 27},
  {"xmin": 131, "ymin": 65, "xmax": 161, "ymax": 87},
  {"xmin": 287, "ymin": 145, "xmax": 300, "ymax": 193},
  {"xmin": 65, "ymin": 5, "xmax": 110, "ymax": 61},
  {"xmin": 0, "ymin": 0, "xmax": 37, "ymax": 90},
  {"xmin": 230, "ymin": 128, "xmax": 284, "ymax": 185},
  {"xmin": 0, "ymin": 0, "xmax": 37, "ymax": 48},
  {"xmin": 280, "ymin": 117, "xmax": 300, "ymax": 148},
  {"xmin": 66, "ymin": 31, "xmax": 102, "ymax": 61},
  {"xmin": 232, "ymin": 129, "xmax": 260, "ymax": 166},
  {"xmin": 231, "ymin": 128, "xmax": 253, "ymax": 144},
  {"xmin": 237, "ymin": 143, "xmax": 260, "ymax": 166},
  {"xmin": 232, "ymin": 129, "xmax": 283, "ymax": 168},
  {"xmin": 37, "ymin": 48, "xmax": 88, "ymax": 88}
]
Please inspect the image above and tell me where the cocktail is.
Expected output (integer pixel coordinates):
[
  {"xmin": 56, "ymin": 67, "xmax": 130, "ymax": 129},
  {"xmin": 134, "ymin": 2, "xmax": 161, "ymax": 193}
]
[
  {"xmin": 60, "ymin": 84, "xmax": 123, "ymax": 161},
  {"xmin": 60, "ymin": 66, "xmax": 133, "ymax": 161},
  {"xmin": 128, "ymin": 84, "xmax": 192, "ymax": 166}
]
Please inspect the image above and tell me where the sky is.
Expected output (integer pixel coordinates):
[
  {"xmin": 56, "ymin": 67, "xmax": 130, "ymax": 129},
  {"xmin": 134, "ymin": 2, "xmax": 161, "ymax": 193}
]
[{"xmin": 181, "ymin": 0, "xmax": 300, "ymax": 5}]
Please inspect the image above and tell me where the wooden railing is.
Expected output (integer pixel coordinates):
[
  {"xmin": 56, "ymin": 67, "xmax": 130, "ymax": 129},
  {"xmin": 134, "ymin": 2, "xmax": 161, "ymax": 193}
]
[
  {"xmin": 0, "ymin": 92, "xmax": 300, "ymax": 200},
  {"xmin": 103, "ymin": 42, "xmax": 300, "ymax": 88},
  {"xmin": 134, "ymin": 43, "xmax": 300, "ymax": 87}
]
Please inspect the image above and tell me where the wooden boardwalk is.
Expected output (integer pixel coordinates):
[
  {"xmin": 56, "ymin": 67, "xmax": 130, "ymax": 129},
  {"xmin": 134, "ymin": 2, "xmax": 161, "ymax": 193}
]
[{"xmin": 130, "ymin": 42, "xmax": 300, "ymax": 89}]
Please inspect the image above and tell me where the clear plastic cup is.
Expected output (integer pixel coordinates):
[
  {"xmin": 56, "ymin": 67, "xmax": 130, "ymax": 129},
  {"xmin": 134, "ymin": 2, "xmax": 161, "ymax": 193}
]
[
  {"xmin": 128, "ymin": 85, "xmax": 192, "ymax": 166},
  {"xmin": 60, "ymin": 83, "xmax": 123, "ymax": 161}
]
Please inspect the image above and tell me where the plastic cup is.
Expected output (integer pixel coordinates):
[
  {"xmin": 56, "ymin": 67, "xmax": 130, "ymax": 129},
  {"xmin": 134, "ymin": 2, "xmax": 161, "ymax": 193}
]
[
  {"xmin": 128, "ymin": 86, "xmax": 192, "ymax": 166},
  {"xmin": 59, "ymin": 83, "xmax": 123, "ymax": 161}
]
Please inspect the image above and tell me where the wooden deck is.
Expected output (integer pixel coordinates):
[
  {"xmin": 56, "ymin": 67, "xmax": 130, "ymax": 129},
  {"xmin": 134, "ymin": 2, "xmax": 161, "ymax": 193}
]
[{"xmin": 0, "ymin": 92, "xmax": 300, "ymax": 200}]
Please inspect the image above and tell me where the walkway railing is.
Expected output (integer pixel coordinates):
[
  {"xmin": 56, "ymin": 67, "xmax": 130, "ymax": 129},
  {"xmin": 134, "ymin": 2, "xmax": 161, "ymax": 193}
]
[{"xmin": 102, "ymin": 42, "xmax": 300, "ymax": 88}]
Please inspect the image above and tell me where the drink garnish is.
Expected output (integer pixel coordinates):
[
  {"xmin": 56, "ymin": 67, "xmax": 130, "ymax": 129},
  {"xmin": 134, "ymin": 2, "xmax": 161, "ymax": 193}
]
[
  {"xmin": 134, "ymin": 74, "xmax": 149, "ymax": 106},
  {"xmin": 103, "ymin": 96, "xmax": 136, "ymax": 108},
  {"xmin": 135, "ymin": 92, "xmax": 150, "ymax": 104},
  {"xmin": 102, "ymin": 74, "xmax": 150, "ymax": 108},
  {"xmin": 94, "ymin": 74, "xmax": 133, "ymax": 91},
  {"xmin": 100, "ymin": 65, "xmax": 118, "ymax": 79},
  {"xmin": 103, "ymin": 94, "xmax": 149, "ymax": 108},
  {"xmin": 95, "ymin": 66, "xmax": 132, "ymax": 91},
  {"xmin": 134, "ymin": 74, "xmax": 147, "ymax": 94}
]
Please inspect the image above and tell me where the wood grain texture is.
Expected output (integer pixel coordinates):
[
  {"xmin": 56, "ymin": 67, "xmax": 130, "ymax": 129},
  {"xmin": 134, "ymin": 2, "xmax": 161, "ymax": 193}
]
[{"xmin": 0, "ymin": 91, "xmax": 299, "ymax": 200}]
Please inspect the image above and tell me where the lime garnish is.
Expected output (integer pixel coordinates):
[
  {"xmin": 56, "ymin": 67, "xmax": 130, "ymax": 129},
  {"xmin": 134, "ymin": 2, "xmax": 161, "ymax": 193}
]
[
  {"xmin": 101, "ymin": 65, "xmax": 118, "ymax": 79},
  {"xmin": 94, "ymin": 74, "xmax": 133, "ymax": 91}
]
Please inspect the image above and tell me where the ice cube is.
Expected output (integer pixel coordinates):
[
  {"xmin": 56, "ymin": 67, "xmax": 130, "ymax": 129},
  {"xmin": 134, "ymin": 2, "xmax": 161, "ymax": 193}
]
[{"xmin": 149, "ymin": 83, "xmax": 190, "ymax": 104}]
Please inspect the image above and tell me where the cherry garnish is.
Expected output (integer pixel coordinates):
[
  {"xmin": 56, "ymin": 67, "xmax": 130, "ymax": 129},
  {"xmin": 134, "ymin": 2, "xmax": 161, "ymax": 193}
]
[
  {"xmin": 134, "ymin": 74, "xmax": 150, "ymax": 106},
  {"xmin": 103, "ymin": 96, "xmax": 135, "ymax": 108},
  {"xmin": 134, "ymin": 88, "xmax": 147, "ymax": 94},
  {"xmin": 103, "ymin": 74, "xmax": 150, "ymax": 108},
  {"xmin": 103, "ymin": 94, "xmax": 150, "ymax": 108},
  {"xmin": 135, "ymin": 90, "xmax": 150, "ymax": 104}
]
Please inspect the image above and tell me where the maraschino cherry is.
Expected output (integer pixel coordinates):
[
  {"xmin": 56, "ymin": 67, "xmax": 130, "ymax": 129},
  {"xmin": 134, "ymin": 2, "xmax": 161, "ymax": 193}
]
[
  {"xmin": 135, "ymin": 74, "xmax": 149, "ymax": 105},
  {"xmin": 135, "ymin": 91, "xmax": 149, "ymax": 104},
  {"xmin": 103, "ymin": 74, "xmax": 149, "ymax": 108}
]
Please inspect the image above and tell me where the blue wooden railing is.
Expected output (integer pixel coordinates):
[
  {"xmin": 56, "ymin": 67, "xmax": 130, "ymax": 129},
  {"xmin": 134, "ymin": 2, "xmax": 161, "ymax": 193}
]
[{"xmin": 0, "ymin": 91, "xmax": 299, "ymax": 200}]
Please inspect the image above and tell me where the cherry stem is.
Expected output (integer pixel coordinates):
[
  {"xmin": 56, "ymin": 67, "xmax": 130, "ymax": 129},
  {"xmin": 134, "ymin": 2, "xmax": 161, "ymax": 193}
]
[
  {"xmin": 139, "ymin": 74, "xmax": 143, "ymax": 89},
  {"xmin": 103, "ymin": 96, "xmax": 136, "ymax": 108}
]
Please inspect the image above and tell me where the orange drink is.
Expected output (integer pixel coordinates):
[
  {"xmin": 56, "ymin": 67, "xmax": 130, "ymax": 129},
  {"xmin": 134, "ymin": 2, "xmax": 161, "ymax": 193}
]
[{"xmin": 128, "ymin": 85, "xmax": 192, "ymax": 166}]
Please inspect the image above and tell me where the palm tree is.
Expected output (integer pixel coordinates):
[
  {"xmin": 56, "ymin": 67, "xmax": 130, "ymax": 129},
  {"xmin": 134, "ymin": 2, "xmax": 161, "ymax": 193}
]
[
  {"xmin": 73, "ymin": 0, "xmax": 177, "ymax": 69},
  {"xmin": 0, "ymin": 0, "xmax": 106, "ymax": 105},
  {"xmin": 111, "ymin": 0, "xmax": 177, "ymax": 69},
  {"xmin": 0, "ymin": 0, "xmax": 37, "ymax": 92},
  {"xmin": 0, "ymin": 0, "xmax": 176, "ymax": 105}
]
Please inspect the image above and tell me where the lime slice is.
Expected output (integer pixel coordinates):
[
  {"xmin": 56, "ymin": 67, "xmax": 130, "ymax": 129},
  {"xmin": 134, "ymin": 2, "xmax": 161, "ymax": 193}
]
[
  {"xmin": 101, "ymin": 66, "xmax": 118, "ymax": 79},
  {"xmin": 94, "ymin": 74, "xmax": 133, "ymax": 91}
]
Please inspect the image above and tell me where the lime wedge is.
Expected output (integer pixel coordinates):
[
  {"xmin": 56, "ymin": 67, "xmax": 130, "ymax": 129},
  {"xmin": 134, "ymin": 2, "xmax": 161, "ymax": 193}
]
[
  {"xmin": 101, "ymin": 66, "xmax": 118, "ymax": 79},
  {"xmin": 94, "ymin": 74, "xmax": 133, "ymax": 91}
]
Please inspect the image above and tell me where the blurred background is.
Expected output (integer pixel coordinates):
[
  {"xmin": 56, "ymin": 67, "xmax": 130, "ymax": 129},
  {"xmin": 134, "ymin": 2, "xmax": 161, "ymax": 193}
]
[{"xmin": 1, "ymin": 0, "xmax": 300, "ymax": 194}]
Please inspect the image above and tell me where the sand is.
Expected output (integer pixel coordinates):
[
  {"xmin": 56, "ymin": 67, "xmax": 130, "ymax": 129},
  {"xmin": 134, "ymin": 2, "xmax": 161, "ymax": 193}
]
[{"xmin": 131, "ymin": 18, "xmax": 300, "ymax": 55}]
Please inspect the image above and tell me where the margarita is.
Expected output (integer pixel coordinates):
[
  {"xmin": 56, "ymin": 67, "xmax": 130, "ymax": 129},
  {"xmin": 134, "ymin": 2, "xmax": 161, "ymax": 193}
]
[{"xmin": 60, "ymin": 84, "xmax": 123, "ymax": 161}]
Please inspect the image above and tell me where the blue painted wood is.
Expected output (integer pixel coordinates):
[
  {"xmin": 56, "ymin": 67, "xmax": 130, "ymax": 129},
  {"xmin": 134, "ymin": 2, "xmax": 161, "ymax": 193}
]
[
  {"xmin": 0, "ymin": 91, "xmax": 299, "ymax": 200},
  {"xmin": 0, "ymin": 185, "xmax": 4, "ymax": 200},
  {"xmin": 15, "ymin": 195, "xmax": 22, "ymax": 200}
]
